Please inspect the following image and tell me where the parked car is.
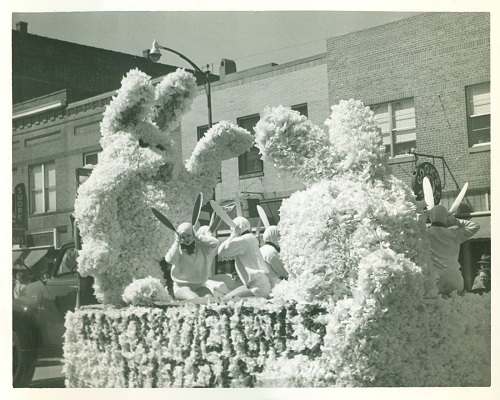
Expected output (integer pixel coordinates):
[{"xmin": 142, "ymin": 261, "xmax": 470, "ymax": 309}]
[{"xmin": 12, "ymin": 242, "xmax": 97, "ymax": 387}]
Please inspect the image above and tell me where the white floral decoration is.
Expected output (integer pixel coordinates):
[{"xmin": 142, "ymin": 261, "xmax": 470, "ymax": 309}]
[{"xmin": 122, "ymin": 277, "xmax": 173, "ymax": 306}]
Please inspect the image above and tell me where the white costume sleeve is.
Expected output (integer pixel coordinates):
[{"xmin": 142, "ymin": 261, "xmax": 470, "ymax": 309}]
[{"xmin": 165, "ymin": 240, "xmax": 181, "ymax": 265}]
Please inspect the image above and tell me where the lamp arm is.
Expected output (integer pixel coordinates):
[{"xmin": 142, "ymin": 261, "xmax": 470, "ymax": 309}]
[{"xmin": 156, "ymin": 44, "xmax": 206, "ymax": 79}]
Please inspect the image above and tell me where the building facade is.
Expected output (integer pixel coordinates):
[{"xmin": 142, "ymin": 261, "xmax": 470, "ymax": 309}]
[{"xmin": 12, "ymin": 12, "xmax": 490, "ymax": 288}]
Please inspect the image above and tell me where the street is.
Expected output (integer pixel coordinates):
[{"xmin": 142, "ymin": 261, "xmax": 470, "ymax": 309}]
[{"xmin": 29, "ymin": 358, "xmax": 65, "ymax": 388}]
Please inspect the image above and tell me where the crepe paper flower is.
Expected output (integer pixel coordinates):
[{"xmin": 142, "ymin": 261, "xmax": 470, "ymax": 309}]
[{"xmin": 122, "ymin": 277, "xmax": 173, "ymax": 306}]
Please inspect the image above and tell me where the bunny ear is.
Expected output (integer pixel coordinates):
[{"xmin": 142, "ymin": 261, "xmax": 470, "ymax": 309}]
[
  {"xmin": 256, "ymin": 205, "xmax": 271, "ymax": 228},
  {"xmin": 208, "ymin": 213, "xmax": 223, "ymax": 233},
  {"xmin": 255, "ymin": 217, "xmax": 262, "ymax": 238},
  {"xmin": 449, "ymin": 182, "xmax": 468, "ymax": 215},
  {"xmin": 423, "ymin": 177, "xmax": 435, "ymax": 209},
  {"xmin": 191, "ymin": 193, "xmax": 203, "ymax": 226},
  {"xmin": 210, "ymin": 200, "xmax": 237, "ymax": 228},
  {"xmin": 151, "ymin": 208, "xmax": 177, "ymax": 233},
  {"xmin": 235, "ymin": 192, "xmax": 243, "ymax": 217}
]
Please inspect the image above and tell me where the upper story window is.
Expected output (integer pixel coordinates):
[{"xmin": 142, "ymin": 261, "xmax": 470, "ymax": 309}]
[
  {"xmin": 236, "ymin": 104, "xmax": 308, "ymax": 178},
  {"xmin": 197, "ymin": 125, "xmax": 208, "ymax": 141},
  {"xmin": 238, "ymin": 114, "xmax": 263, "ymax": 178},
  {"xmin": 372, "ymin": 98, "xmax": 416, "ymax": 157},
  {"xmin": 83, "ymin": 151, "xmax": 100, "ymax": 166},
  {"xmin": 466, "ymin": 82, "xmax": 490, "ymax": 146},
  {"xmin": 291, "ymin": 103, "xmax": 308, "ymax": 118},
  {"xmin": 29, "ymin": 161, "xmax": 56, "ymax": 214}
]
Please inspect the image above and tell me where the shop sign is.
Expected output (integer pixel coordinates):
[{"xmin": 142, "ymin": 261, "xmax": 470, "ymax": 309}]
[
  {"xmin": 412, "ymin": 162, "xmax": 442, "ymax": 206},
  {"xmin": 12, "ymin": 183, "xmax": 28, "ymax": 245}
]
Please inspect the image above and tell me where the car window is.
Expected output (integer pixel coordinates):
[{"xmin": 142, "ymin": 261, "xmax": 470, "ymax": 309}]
[{"xmin": 58, "ymin": 248, "xmax": 78, "ymax": 275}]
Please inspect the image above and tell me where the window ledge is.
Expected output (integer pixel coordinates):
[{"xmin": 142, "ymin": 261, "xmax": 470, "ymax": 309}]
[
  {"xmin": 28, "ymin": 209, "xmax": 70, "ymax": 218},
  {"xmin": 469, "ymin": 143, "xmax": 490, "ymax": 153},
  {"xmin": 388, "ymin": 154, "xmax": 414, "ymax": 164},
  {"xmin": 239, "ymin": 171, "xmax": 264, "ymax": 180}
]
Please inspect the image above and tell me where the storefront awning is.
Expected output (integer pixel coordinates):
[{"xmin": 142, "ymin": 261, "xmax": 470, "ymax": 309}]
[
  {"xmin": 12, "ymin": 249, "xmax": 50, "ymax": 269},
  {"xmin": 24, "ymin": 249, "xmax": 49, "ymax": 267},
  {"xmin": 469, "ymin": 215, "xmax": 491, "ymax": 239},
  {"xmin": 12, "ymin": 249, "xmax": 30, "ymax": 269}
]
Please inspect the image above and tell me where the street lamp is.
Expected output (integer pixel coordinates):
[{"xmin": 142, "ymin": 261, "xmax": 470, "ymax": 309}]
[{"xmin": 149, "ymin": 40, "xmax": 212, "ymax": 128}]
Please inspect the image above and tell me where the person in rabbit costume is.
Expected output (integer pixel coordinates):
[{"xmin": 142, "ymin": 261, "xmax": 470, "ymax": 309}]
[
  {"xmin": 259, "ymin": 225, "xmax": 288, "ymax": 288},
  {"xmin": 73, "ymin": 68, "xmax": 253, "ymax": 305},
  {"xmin": 255, "ymin": 205, "xmax": 288, "ymax": 287},
  {"xmin": 253, "ymin": 99, "xmax": 438, "ymax": 304},
  {"xmin": 165, "ymin": 221, "xmax": 219, "ymax": 300},
  {"xmin": 427, "ymin": 204, "xmax": 479, "ymax": 295},
  {"xmin": 217, "ymin": 216, "xmax": 272, "ymax": 299}
]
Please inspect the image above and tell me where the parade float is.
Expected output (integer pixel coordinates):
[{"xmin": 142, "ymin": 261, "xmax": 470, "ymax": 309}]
[{"xmin": 63, "ymin": 69, "xmax": 490, "ymax": 388}]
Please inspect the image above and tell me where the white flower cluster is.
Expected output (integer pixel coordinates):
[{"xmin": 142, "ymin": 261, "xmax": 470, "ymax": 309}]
[
  {"xmin": 101, "ymin": 69, "xmax": 156, "ymax": 135},
  {"xmin": 254, "ymin": 100, "xmax": 388, "ymax": 184},
  {"xmin": 186, "ymin": 120, "xmax": 254, "ymax": 189},
  {"xmin": 152, "ymin": 68, "xmax": 198, "ymax": 132},
  {"xmin": 254, "ymin": 105, "xmax": 332, "ymax": 184},
  {"xmin": 325, "ymin": 99, "xmax": 388, "ymax": 180},
  {"xmin": 122, "ymin": 277, "xmax": 172, "ymax": 306}
]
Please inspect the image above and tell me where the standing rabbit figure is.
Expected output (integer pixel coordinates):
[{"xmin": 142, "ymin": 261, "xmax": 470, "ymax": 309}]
[
  {"xmin": 254, "ymin": 99, "xmax": 438, "ymax": 304},
  {"xmin": 74, "ymin": 68, "xmax": 253, "ymax": 305}
]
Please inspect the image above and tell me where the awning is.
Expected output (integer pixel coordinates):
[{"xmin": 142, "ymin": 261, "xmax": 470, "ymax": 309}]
[
  {"xmin": 12, "ymin": 249, "xmax": 49, "ymax": 269},
  {"xmin": 469, "ymin": 215, "xmax": 491, "ymax": 239},
  {"xmin": 12, "ymin": 249, "xmax": 30, "ymax": 270},
  {"xmin": 23, "ymin": 249, "xmax": 49, "ymax": 267}
]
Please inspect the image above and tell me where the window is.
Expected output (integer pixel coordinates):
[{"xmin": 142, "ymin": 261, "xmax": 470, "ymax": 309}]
[
  {"xmin": 291, "ymin": 103, "xmax": 308, "ymax": 118},
  {"xmin": 238, "ymin": 114, "xmax": 263, "ymax": 177},
  {"xmin": 83, "ymin": 151, "xmax": 100, "ymax": 166},
  {"xmin": 29, "ymin": 161, "xmax": 56, "ymax": 214},
  {"xmin": 197, "ymin": 125, "xmax": 210, "ymax": 141},
  {"xmin": 58, "ymin": 248, "xmax": 78, "ymax": 275},
  {"xmin": 372, "ymin": 98, "xmax": 416, "ymax": 157},
  {"xmin": 466, "ymin": 82, "xmax": 490, "ymax": 146}
]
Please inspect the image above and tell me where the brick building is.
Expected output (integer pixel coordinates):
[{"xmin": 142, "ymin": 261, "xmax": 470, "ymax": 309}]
[
  {"xmin": 12, "ymin": 13, "xmax": 490, "ymax": 288},
  {"xmin": 12, "ymin": 21, "xmax": 197, "ymax": 105}
]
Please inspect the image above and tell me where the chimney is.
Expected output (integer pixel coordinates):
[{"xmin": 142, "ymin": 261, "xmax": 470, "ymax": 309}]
[
  {"xmin": 16, "ymin": 21, "xmax": 28, "ymax": 34},
  {"xmin": 143, "ymin": 49, "xmax": 150, "ymax": 59},
  {"xmin": 219, "ymin": 59, "xmax": 237, "ymax": 78}
]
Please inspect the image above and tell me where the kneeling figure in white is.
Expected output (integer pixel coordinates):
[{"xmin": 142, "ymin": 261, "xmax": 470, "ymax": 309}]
[
  {"xmin": 218, "ymin": 217, "xmax": 272, "ymax": 299},
  {"xmin": 260, "ymin": 226, "xmax": 288, "ymax": 288},
  {"xmin": 165, "ymin": 222, "xmax": 219, "ymax": 300}
]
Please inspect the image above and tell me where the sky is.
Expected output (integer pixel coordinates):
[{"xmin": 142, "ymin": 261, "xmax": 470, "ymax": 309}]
[
  {"xmin": 7, "ymin": 0, "xmax": 497, "ymax": 73},
  {"xmin": 10, "ymin": 10, "xmax": 427, "ymax": 73}
]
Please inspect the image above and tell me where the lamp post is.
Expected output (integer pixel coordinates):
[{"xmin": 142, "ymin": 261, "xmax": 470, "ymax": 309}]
[{"xmin": 149, "ymin": 40, "xmax": 212, "ymax": 128}]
